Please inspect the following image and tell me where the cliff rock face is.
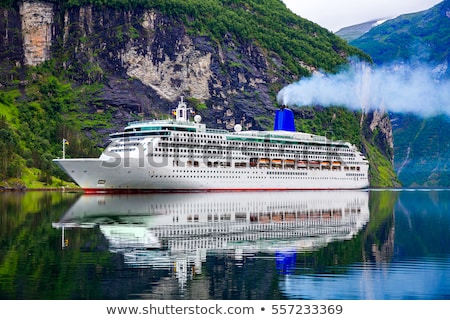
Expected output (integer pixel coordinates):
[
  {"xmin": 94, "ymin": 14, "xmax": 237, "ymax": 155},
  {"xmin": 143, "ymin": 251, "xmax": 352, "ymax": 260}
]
[
  {"xmin": 19, "ymin": 1, "xmax": 53, "ymax": 66},
  {"xmin": 120, "ymin": 11, "xmax": 213, "ymax": 101},
  {"xmin": 367, "ymin": 109, "xmax": 394, "ymax": 161},
  {"xmin": 0, "ymin": 1, "xmax": 395, "ymax": 166}
]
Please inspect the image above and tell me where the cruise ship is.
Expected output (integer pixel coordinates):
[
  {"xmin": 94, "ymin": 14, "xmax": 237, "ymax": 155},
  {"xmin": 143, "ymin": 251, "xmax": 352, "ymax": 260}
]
[{"xmin": 53, "ymin": 98, "xmax": 369, "ymax": 192}]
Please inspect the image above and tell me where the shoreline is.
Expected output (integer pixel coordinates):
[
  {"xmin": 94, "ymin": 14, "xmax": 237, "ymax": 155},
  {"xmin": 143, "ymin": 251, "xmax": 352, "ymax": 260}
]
[{"xmin": 0, "ymin": 187, "xmax": 82, "ymax": 192}]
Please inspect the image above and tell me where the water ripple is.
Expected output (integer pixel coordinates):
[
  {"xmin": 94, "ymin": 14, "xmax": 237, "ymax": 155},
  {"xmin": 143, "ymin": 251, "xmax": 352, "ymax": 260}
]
[{"xmin": 281, "ymin": 256, "xmax": 450, "ymax": 300}]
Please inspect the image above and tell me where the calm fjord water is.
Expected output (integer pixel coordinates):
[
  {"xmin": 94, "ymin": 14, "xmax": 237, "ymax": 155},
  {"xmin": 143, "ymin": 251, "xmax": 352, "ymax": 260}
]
[{"xmin": 0, "ymin": 189, "xmax": 449, "ymax": 300}]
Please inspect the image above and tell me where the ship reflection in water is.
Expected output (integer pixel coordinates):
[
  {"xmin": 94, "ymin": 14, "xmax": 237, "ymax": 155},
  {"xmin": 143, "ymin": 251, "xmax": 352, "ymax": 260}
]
[{"xmin": 52, "ymin": 190, "xmax": 369, "ymax": 288}]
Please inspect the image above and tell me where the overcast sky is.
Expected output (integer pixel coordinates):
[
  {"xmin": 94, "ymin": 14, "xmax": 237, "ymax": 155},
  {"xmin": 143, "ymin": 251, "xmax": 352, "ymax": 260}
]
[{"xmin": 282, "ymin": 0, "xmax": 443, "ymax": 32}]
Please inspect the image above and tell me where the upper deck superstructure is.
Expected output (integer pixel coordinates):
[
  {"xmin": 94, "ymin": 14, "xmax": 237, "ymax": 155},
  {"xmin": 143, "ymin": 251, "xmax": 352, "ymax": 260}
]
[{"xmin": 53, "ymin": 97, "xmax": 369, "ymax": 192}]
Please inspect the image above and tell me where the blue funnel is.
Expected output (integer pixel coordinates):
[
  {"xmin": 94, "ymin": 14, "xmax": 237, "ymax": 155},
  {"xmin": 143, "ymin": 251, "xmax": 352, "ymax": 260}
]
[{"xmin": 274, "ymin": 108, "xmax": 295, "ymax": 131}]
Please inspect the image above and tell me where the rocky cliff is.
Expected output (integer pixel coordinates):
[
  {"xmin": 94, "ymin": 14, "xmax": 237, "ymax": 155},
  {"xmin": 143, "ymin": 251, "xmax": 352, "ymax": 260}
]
[
  {"xmin": 19, "ymin": 1, "xmax": 53, "ymax": 66},
  {"xmin": 0, "ymin": 1, "xmax": 398, "ymax": 187},
  {"xmin": 2, "ymin": 1, "xmax": 280, "ymax": 130}
]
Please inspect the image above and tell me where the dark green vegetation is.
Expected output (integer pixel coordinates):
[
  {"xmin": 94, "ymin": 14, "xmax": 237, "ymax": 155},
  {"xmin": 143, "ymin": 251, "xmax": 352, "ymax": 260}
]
[
  {"xmin": 349, "ymin": 0, "xmax": 450, "ymax": 187},
  {"xmin": 0, "ymin": 0, "xmax": 396, "ymax": 188},
  {"xmin": 0, "ymin": 67, "xmax": 104, "ymax": 189}
]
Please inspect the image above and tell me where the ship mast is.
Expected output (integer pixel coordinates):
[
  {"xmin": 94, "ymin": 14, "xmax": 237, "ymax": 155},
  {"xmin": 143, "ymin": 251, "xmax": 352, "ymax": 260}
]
[{"xmin": 173, "ymin": 96, "xmax": 193, "ymax": 122}]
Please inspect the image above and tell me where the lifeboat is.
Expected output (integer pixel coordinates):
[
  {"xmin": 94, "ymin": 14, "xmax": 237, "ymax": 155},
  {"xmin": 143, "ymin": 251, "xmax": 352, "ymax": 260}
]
[
  {"xmin": 297, "ymin": 160, "xmax": 308, "ymax": 167},
  {"xmin": 272, "ymin": 159, "xmax": 283, "ymax": 168},
  {"xmin": 284, "ymin": 159, "xmax": 295, "ymax": 168},
  {"xmin": 309, "ymin": 161, "xmax": 320, "ymax": 170},
  {"xmin": 258, "ymin": 158, "xmax": 270, "ymax": 168},
  {"xmin": 332, "ymin": 161, "xmax": 341, "ymax": 171}
]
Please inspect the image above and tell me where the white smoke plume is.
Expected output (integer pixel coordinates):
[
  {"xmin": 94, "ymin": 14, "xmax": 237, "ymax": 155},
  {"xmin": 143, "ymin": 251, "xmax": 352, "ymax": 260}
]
[{"xmin": 277, "ymin": 61, "xmax": 450, "ymax": 117}]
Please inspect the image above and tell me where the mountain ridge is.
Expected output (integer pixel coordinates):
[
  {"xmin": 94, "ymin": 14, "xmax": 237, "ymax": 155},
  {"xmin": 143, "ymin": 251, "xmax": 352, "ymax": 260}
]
[{"xmin": 335, "ymin": 19, "xmax": 389, "ymax": 42}]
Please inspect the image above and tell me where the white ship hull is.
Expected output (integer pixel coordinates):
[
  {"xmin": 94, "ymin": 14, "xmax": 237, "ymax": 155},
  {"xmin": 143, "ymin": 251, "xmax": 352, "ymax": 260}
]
[{"xmin": 54, "ymin": 157, "xmax": 368, "ymax": 192}]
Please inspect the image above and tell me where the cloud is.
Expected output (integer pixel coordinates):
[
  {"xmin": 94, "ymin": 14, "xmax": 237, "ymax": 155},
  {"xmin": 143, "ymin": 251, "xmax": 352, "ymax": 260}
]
[{"xmin": 277, "ymin": 61, "xmax": 450, "ymax": 117}]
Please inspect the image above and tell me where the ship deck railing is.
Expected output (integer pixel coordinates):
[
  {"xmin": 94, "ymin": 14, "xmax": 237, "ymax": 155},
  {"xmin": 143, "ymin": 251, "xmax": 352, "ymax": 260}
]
[{"xmin": 205, "ymin": 128, "xmax": 230, "ymax": 134}]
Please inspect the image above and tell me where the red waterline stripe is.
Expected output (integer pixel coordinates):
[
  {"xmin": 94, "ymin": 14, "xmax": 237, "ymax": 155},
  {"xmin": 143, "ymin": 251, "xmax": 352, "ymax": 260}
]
[{"xmin": 82, "ymin": 187, "xmax": 363, "ymax": 194}]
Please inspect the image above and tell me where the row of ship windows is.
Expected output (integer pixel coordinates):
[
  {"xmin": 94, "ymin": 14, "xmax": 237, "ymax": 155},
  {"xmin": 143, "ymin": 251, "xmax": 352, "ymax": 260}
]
[
  {"xmin": 152, "ymin": 151, "xmax": 356, "ymax": 162},
  {"xmin": 107, "ymin": 144, "xmax": 357, "ymax": 160},
  {"xmin": 172, "ymin": 169, "xmax": 309, "ymax": 176},
  {"xmin": 137, "ymin": 201, "xmax": 361, "ymax": 211},
  {"xmin": 152, "ymin": 155, "xmax": 361, "ymax": 165},
  {"xmin": 171, "ymin": 169, "xmax": 364, "ymax": 175},
  {"xmin": 173, "ymin": 162, "xmax": 362, "ymax": 170},
  {"xmin": 110, "ymin": 143, "xmax": 141, "ymax": 148},
  {"xmin": 149, "ymin": 175, "xmax": 365, "ymax": 180},
  {"xmin": 171, "ymin": 134, "xmax": 224, "ymax": 140},
  {"xmin": 110, "ymin": 148, "xmax": 137, "ymax": 152},
  {"xmin": 159, "ymin": 141, "xmax": 353, "ymax": 154},
  {"xmin": 182, "ymin": 211, "xmax": 356, "ymax": 223},
  {"xmin": 175, "ymin": 210, "xmax": 361, "ymax": 224},
  {"xmin": 108, "ymin": 147, "xmax": 355, "ymax": 161},
  {"xmin": 114, "ymin": 138, "xmax": 145, "ymax": 143},
  {"xmin": 157, "ymin": 147, "xmax": 354, "ymax": 157},
  {"xmin": 162, "ymin": 136, "xmax": 350, "ymax": 152}
]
